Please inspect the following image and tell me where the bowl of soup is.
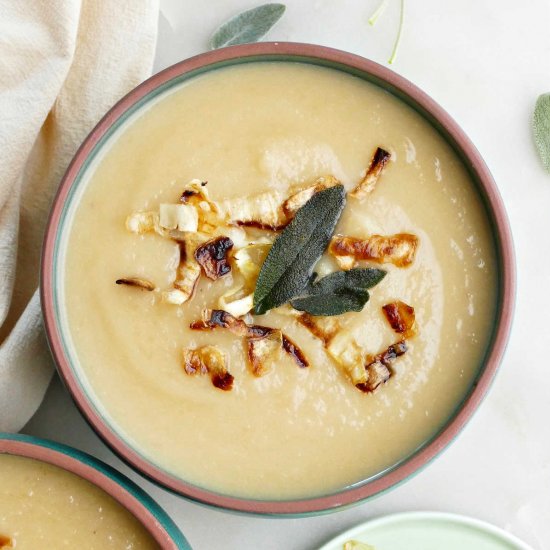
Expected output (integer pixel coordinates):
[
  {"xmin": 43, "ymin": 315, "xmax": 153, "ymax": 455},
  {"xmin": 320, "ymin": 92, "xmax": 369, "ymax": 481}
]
[
  {"xmin": 0, "ymin": 433, "xmax": 189, "ymax": 548},
  {"xmin": 41, "ymin": 43, "xmax": 515, "ymax": 515}
]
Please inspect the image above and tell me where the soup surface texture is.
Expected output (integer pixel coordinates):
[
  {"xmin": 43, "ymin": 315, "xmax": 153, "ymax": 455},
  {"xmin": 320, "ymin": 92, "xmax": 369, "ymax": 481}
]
[
  {"xmin": 0, "ymin": 454, "xmax": 158, "ymax": 549},
  {"xmin": 63, "ymin": 62, "xmax": 497, "ymax": 499}
]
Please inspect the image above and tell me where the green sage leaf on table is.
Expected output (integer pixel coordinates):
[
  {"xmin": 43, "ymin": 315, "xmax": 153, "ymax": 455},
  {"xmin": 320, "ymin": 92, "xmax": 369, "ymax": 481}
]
[
  {"xmin": 253, "ymin": 185, "xmax": 346, "ymax": 315},
  {"xmin": 210, "ymin": 3, "xmax": 286, "ymax": 50},
  {"xmin": 291, "ymin": 268, "xmax": 387, "ymax": 316},
  {"xmin": 533, "ymin": 92, "xmax": 550, "ymax": 172}
]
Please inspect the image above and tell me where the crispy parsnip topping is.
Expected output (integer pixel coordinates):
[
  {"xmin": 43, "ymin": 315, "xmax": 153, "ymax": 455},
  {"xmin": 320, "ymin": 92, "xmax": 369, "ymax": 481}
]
[
  {"xmin": 297, "ymin": 313, "xmax": 341, "ymax": 346},
  {"xmin": 247, "ymin": 330, "xmax": 283, "ymax": 376},
  {"xmin": 282, "ymin": 175, "xmax": 341, "ymax": 217},
  {"xmin": 218, "ymin": 189, "xmax": 288, "ymax": 230},
  {"xmin": 115, "ymin": 277, "xmax": 156, "ymax": 291},
  {"xmin": 191, "ymin": 309, "xmax": 309, "ymax": 372},
  {"xmin": 194, "ymin": 236, "xmax": 234, "ymax": 280},
  {"xmin": 356, "ymin": 341, "xmax": 408, "ymax": 393},
  {"xmin": 178, "ymin": 179, "xmax": 219, "ymax": 232},
  {"xmin": 183, "ymin": 346, "xmax": 233, "ymax": 391},
  {"xmin": 382, "ymin": 301, "xmax": 416, "ymax": 337},
  {"xmin": 233, "ymin": 242, "xmax": 272, "ymax": 284},
  {"xmin": 218, "ymin": 175, "xmax": 342, "ymax": 230},
  {"xmin": 329, "ymin": 233, "xmax": 419, "ymax": 269},
  {"xmin": 159, "ymin": 203, "xmax": 198, "ymax": 232},
  {"xmin": 218, "ymin": 287, "xmax": 254, "ymax": 318},
  {"xmin": 350, "ymin": 147, "xmax": 391, "ymax": 199},
  {"xmin": 0, "ymin": 535, "xmax": 12, "ymax": 549},
  {"xmin": 281, "ymin": 334, "xmax": 309, "ymax": 368}
]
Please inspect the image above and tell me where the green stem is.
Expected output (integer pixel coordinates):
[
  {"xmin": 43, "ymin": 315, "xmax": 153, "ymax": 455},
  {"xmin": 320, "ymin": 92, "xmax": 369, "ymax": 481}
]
[
  {"xmin": 368, "ymin": 0, "xmax": 389, "ymax": 26},
  {"xmin": 388, "ymin": 0, "xmax": 405, "ymax": 64}
]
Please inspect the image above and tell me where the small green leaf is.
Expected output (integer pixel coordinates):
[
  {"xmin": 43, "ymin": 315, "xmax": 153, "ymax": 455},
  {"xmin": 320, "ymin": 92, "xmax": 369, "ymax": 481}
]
[
  {"xmin": 534, "ymin": 93, "xmax": 550, "ymax": 172},
  {"xmin": 291, "ymin": 288, "xmax": 370, "ymax": 316},
  {"xmin": 291, "ymin": 268, "xmax": 386, "ymax": 316},
  {"xmin": 210, "ymin": 3, "xmax": 286, "ymax": 50},
  {"xmin": 253, "ymin": 185, "xmax": 346, "ymax": 315}
]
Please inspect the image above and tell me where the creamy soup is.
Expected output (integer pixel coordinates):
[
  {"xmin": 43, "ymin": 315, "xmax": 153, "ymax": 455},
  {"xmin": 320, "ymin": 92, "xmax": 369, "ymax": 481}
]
[
  {"xmin": 0, "ymin": 454, "xmax": 159, "ymax": 549},
  {"xmin": 63, "ymin": 62, "xmax": 497, "ymax": 499}
]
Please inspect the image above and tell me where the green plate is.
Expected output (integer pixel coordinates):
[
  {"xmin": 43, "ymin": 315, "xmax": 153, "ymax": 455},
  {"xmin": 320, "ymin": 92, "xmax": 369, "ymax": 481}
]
[{"xmin": 318, "ymin": 512, "xmax": 534, "ymax": 550}]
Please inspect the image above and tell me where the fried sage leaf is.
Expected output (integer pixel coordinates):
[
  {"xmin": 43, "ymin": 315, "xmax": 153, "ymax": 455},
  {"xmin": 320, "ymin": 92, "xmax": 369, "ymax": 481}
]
[
  {"xmin": 253, "ymin": 185, "xmax": 346, "ymax": 314},
  {"xmin": 534, "ymin": 92, "xmax": 550, "ymax": 172},
  {"xmin": 210, "ymin": 3, "xmax": 286, "ymax": 49},
  {"xmin": 290, "ymin": 268, "xmax": 386, "ymax": 316}
]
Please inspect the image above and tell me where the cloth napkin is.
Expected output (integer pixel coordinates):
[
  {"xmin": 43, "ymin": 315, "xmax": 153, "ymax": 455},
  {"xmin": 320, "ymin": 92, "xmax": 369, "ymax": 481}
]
[{"xmin": 0, "ymin": 0, "xmax": 159, "ymax": 432}]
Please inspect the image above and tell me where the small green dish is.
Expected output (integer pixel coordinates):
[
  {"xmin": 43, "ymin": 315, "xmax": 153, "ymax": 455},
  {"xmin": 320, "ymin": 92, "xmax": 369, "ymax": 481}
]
[{"xmin": 318, "ymin": 511, "xmax": 533, "ymax": 550}]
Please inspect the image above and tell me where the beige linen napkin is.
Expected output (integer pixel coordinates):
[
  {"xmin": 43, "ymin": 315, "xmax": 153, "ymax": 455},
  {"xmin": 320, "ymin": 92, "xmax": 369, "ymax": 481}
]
[{"xmin": 0, "ymin": 0, "xmax": 159, "ymax": 431}]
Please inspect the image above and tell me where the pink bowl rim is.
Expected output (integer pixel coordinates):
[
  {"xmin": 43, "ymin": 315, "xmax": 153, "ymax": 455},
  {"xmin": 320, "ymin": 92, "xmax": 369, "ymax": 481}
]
[
  {"xmin": 40, "ymin": 42, "xmax": 516, "ymax": 515},
  {"xmin": 0, "ymin": 434, "xmax": 188, "ymax": 547}
]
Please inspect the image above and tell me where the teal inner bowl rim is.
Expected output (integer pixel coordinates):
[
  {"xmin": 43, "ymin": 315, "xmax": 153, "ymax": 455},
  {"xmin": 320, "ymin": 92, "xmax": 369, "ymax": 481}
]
[
  {"xmin": 42, "ymin": 43, "xmax": 515, "ymax": 516},
  {"xmin": 0, "ymin": 432, "xmax": 190, "ymax": 548}
]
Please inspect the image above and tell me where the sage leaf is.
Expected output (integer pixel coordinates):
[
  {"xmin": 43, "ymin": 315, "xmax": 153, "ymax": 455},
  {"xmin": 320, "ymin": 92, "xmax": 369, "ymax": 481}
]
[
  {"xmin": 253, "ymin": 185, "xmax": 346, "ymax": 314},
  {"xmin": 210, "ymin": 3, "xmax": 286, "ymax": 50},
  {"xmin": 291, "ymin": 268, "xmax": 387, "ymax": 316},
  {"xmin": 534, "ymin": 93, "xmax": 550, "ymax": 172},
  {"xmin": 292, "ymin": 289, "xmax": 370, "ymax": 316}
]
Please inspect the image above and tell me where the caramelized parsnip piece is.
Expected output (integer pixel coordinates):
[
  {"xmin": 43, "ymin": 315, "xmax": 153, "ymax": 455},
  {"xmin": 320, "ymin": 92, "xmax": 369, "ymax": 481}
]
[
  {"xmin": 356, "ymin": 341, "xmax": 408, "ymax": 393},
  {"xmin": 247, "ymin": 330, "xmax": 283, "ymax": 376},
  {"xmin": 191, "ymin": 309, "xmax": 309, "ymax": 372},
  {"xmin": 182, "ymin": 346, "xmax": 233, "ymax": 391},
  {"xmin": 329, "ymin": 233, "xmax": 419, "ymax": 269},
  {"xmin": 0, "ymin": 535, "xmax": 12, "ymax": 549},
  {"xmin": 382, "ymin": 301, "xmax": 416, "ymax": 337},
  {"xmin": 194, "ymin": 236, "xmax": 234, "ymax": 280},
  {"xmin": 297, "ymin": 313, "xmax": 341, "ymax": 345},
  {"xmin": 115, "ymin": 278, "xmax": 156, "ymax": 291},
  {"xmin": 350, "ymin": 146, "xmax": 391, "ymax": 199},
  {"xmin": 282, "ymin": 175, "xmax": 341, "ymax": 217},
  {"xmin": 218, "ymin": 175, "xmax": 341, "ymax": 230}
]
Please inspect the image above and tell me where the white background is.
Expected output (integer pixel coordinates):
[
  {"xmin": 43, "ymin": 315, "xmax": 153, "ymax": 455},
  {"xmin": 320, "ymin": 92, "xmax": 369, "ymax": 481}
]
[{"xmin": 25, "ymin": 1, "xmax": 550, "ymax": 548}]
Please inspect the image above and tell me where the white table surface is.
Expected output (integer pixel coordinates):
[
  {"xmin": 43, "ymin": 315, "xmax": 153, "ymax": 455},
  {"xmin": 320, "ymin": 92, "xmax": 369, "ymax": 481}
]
[{"xmin": 24, "ymin": 1, "xmax": 550, "ymax": 548}]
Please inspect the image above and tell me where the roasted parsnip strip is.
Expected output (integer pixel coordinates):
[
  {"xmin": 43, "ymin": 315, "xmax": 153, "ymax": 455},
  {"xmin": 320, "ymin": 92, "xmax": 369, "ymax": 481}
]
[
  {"xmin": 159, "ymin": 203, "xmax": 198, "ymax": 232},
  {"xmin": 179, "ymin": 180, "xmax": 209, "ymax": 205},
  {"xmin": 0, "ymin": 535, "xmax": 12, "ymax": 549},
  {"xmin": 191, "ymin": 309, "xmax": 309, "ymax": 370},
  {"xmin": 247, "ymin": 330, "xmax": 283, "ymax": 376},
  {"xmin": 163, "ymin": 231, "xmax": 210, "ymax": 304},
  {"xmin": 281, "ymin": 334, "xmax": 309, "ymax": 368},
  {"xmin": 329, "ymin": 233, "xmax": 419, "ymax": 269},
  {"xmin": 219, "ymin": 189, "xmax": 288, "ymax": 230},
  {"xmin": 194, "ymin": 236, "xmax": 234, "ymax": 280},
  {"xmin": 218, "ymin": 176, "xmax": 342, "ymax": 230},
  {"xmin": 218, "ymin": 287, "xmax": 254, "ymax": 318},
  {"xmin": 297, "ymin": 313, "xmax": 341, "ymax": 346},
  {"xmin": 282, "ymin": 175, "xmax": 340, "ymax": 217},
  {"xmin": 350, "ymin": 147, "xmax": 391, "ymax": 199},
  {"xmin": 182, "ymin": 346, "xmax": 233, "ymax": 391},
  {"xmin": 356, "ymin": 341, "xmax": 408, "ymax": 393},
  {"xmin": 382, "ymin": 301, "xmax": 416, "ymax": 337},
  {"xmin": 115, "ymin": 277, "xmax": 156, "ymax": 291},
  {"xmin": 178, "ymin": 179, "xmax": 219, "ymax": 232}
]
